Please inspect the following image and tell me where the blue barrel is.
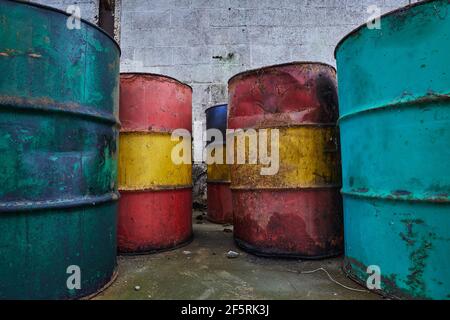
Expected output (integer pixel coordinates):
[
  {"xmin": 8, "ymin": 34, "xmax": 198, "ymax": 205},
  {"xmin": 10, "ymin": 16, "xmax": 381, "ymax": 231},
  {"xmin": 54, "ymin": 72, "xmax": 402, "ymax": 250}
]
[
  {"xmin": 335, "ymin": 0, "xmax": 450, "ymax": 299},
  {"xmin": 206, "ymin": 104, "xmax": 227, "ymax": 146},
  {"xmin": 205, "ymin": 104, "xmax": 232, "ymax": 224}
]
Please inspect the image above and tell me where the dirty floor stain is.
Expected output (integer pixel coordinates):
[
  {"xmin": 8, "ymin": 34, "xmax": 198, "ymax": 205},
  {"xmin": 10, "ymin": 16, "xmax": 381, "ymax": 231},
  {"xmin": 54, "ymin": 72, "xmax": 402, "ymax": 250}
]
[{"xmin": 95, "ymin": 211, "xmax": 381, "ymax": 300}]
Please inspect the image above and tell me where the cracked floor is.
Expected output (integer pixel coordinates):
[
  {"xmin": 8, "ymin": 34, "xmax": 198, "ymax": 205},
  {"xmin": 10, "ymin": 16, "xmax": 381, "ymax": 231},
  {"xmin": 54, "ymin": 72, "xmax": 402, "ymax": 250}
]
[{"xmin": 95, "ymin": 211, "xmax": 381, "ymax": 300}]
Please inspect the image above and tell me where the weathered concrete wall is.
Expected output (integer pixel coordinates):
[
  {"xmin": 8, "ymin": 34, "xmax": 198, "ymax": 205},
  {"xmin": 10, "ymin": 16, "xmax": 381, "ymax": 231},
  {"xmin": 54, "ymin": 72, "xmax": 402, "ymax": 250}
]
[
  {"xmin": 26, "ymin": 0, "xmax": 100, "ymax": 23},
  {"xmin": 119, "ymin": 0, "xmax": 419, "ymax": 204},
  {"xmin": 25, "ymin": 0, "xmax": 122, "ymax": 47},
  {"xmin": 120, "ymin": 0, "xmax": 418, "ymax": 158}
]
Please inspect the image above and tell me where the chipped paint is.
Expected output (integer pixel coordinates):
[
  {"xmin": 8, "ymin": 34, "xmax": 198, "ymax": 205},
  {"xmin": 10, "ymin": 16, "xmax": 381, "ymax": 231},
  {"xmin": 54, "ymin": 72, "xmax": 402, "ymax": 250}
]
[
  {"xmin": 118, "ymin": 73, "xmax": 193, "ymax": 254},
  {"xmin": 228, "ymin": 62, "xmax": 343, "ymax": 258},
  {"xmin": 230, "ymin": 126, "xmax": 341, "ymax": 189},
  {"xmin": 336, "ymin": 0, "xmax": 450, "ymax": 300},
  {"xmin": 28, "ymin": 53, "xmax": 42, "ymax": 58},
  {"xmin": 0, "ymin": 0, "xmax": 120, "ymax": 299}
]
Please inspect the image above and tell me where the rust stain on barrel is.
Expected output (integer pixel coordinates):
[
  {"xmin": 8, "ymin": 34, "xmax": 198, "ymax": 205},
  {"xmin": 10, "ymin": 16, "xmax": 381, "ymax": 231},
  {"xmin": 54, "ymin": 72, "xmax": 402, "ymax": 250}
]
[{"xmin": 228, "ymin": 62, "xmax": 343, "ymax": 259}]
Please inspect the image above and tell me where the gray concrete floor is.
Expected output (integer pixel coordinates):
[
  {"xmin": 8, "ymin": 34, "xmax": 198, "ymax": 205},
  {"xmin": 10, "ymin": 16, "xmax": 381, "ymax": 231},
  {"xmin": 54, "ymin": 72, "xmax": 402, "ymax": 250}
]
[{"xmin": 95, "ymin": 211, "xmax": 381, "ymax": 300}]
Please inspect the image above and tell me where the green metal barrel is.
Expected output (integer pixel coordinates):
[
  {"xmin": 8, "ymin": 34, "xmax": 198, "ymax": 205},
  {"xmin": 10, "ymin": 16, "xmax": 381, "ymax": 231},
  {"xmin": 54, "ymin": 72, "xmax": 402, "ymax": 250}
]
[
  {"xmin": 335, "ymin": 0, "xmax": 450, "ymax": 299},
  {"xmin": 0, "ymin": 0, "xmax": 120, "ymax": 299}
]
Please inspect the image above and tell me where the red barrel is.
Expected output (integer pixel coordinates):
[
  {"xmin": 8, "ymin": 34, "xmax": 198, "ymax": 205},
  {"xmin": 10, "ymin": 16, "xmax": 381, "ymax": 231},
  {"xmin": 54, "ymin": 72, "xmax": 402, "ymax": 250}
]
[
  {"xmin": 118, "ymin": 73, "xmax": 193, "ymax": 254},
  {"xmin": 207, "ymin": 182, "xmax": 233, "ymax": 224},
  {"xmin": 228, "ymin": 62, "xmax": 343, "ymax": 258}
]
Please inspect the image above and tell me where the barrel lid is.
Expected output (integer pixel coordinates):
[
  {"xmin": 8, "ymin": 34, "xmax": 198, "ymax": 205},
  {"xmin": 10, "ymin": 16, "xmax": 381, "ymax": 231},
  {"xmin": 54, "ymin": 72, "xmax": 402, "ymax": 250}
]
[
  {"xmin": 205, "ymin": 103, "xmax": 228, "ymax": 112},
  {"xmin": 334, "ymin": 0, "xmax": 435, "ymax": 58},
  {"xmin": 120, "ymin": 72, "xmax": 193, "ymax": 91},
  {"xmin": 8, "ymin": 0, "xmax": 121, "ymax": 54},
  {"xmin": 228, "ymin": 61, "xmax": 336, "ymax": 85}
]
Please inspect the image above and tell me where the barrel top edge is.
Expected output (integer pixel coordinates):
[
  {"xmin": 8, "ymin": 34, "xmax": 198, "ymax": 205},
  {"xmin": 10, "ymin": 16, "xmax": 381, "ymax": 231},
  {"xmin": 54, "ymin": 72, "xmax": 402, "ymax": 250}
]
[
  {"xmin": 227, "ymin": 61, "xmax": 336, "ymax": 85},
  {"xmin": 334, "ymin": 0, "xmax": 437, "ymax": 58},
  {"xmin": 120, "ymin": 72, "xmax": 192, "ymax": 91},
  {"xmin": 7, "ymin": 0, "xmax": 121, "ymax": 54},
  {"xmin": 205, "ymin": 103, "xmax": 228, "ymax": 112}
]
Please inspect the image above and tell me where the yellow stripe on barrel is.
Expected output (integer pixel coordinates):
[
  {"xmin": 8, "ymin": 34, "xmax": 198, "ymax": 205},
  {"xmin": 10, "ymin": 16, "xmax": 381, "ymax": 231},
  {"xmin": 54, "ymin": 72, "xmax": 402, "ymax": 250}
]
[
  {"xmin": 231, "ymin": 127, "xmax": 341, "ymax": 189},
  {"xmin": 119, "ymin": 132, "xmax": 192, "ymax": 190},
  {"xmin": 207, "ymin": 144, "xmax": 231, "ymax": 183}
]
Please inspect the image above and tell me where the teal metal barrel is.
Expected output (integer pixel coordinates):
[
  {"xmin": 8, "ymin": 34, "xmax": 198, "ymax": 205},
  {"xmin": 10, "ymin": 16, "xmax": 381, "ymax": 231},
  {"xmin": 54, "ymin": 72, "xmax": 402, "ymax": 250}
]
[
  {"xmin": 335, "ymin": 0, "xmax": 450, "ymax": 300},
  {"xmin": 0, "ymin": 0, "xmax": 120, "ymax": 299}
]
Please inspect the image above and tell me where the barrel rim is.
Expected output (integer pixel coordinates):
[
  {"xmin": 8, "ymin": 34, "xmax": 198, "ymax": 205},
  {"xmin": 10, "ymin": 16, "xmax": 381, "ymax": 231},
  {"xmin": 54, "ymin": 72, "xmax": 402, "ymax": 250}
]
[
  {"xmin": 118, "ymin": 234, "xmax": 194, "ymax": 256},
  {"xmin": 235, "ymin": 238, "xmax": 343, "ymax": 260},
  {"xmin": 334, "ymin": 0, "xmax": 436, "ymax": 58},
  {"xmin": 205, "ymin": 103, "xmax": 228, "ymax": 112},
  {"xmin": 227, "ymin": 61, "xmax": 336, "ymax": 85},
  {"xmin": 7, "ymin": 0, "xmax": 121, "ymax": 54},
  {"xmin": 120, "ymin": 72, "xmax": 193, "ymax": 91}
]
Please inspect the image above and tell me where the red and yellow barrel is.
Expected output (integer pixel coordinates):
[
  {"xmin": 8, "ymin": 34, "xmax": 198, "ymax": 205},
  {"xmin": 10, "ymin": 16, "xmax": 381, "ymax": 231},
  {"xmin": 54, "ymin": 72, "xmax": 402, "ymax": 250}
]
[
  {"xmin": 206, "ymin": 143, "xmax": 233, "ymax": 224},
  {"xmin": 228, "ymin": 62, "xmax": 343, "ymax": 258},
  {"xmin": 118, "ymin": 73, "xmax": 193, "ymax": 254}
]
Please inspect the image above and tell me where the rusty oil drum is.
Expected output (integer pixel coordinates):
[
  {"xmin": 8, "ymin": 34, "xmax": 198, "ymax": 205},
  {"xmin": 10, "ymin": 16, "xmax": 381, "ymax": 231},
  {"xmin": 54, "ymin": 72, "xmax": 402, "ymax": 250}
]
[
  {"xmin": 335, "ymin": 0, "xmax": 450, "ymax": 299},
  {"xmin": 228, "ymin": 62, "xmax": 343, "ymax": 258},
  {"xmin": 206, "ymin": 104, "xmax": 233, "ymax": 224},
  {"xmin": 118, "ymin": 73, "xmax": 193, "ymax": 254},
  {"xmin": 0, "ymin": 0, "xmax": 120, "ymax": 299}
]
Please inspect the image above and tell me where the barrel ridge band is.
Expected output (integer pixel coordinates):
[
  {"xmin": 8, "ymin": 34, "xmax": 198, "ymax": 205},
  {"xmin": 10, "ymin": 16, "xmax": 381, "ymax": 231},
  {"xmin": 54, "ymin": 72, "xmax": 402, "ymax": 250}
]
[
  {"xmin": 231, "ymin": 185, "xmax": 342, "ymax": 191},
  {"xmin": 342, "ymin": 189, "xmax": 450, "ymax": 204},
  {"xmin": 119, "ymin": 185, "xmax": 193, "ymax": 192},
  {"xmin": 338, "ymin": 93, "xmax": 450, "ymax": 123},
  {"xmin": 0, "ymin": 95, "xmax": 119, "ymax": 125},
  {"xmin": 207, "ymin": 180, "xmax": 231, "ymax": 184},
  {"xmin": 120, "ymin": 128, "xmax": 192, "ymax": 134},
  {"xmin": 0, "ymin": 192, "xmax": 120, "ymax": 213}
]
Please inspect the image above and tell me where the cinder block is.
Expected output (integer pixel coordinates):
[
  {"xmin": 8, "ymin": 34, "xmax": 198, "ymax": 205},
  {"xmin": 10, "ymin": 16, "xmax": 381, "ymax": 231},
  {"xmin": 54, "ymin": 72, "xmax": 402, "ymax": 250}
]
[
  {"xmin": 173, "ymin": 46, "xmax": 211, "ymax": 65},
  {"xmin": 131, "ymin": 10, "xmax": 170, "ymax": 30},
  {"xmin": 250, "ymin": 45, "xmax": 291, "ymax": 68},
  {"xmin": 210, "ymin": 44, "xmax": 250, "ymax": 66},
  {"xmin": 118, "ymin": 0, "xmax": 410, "ymax": 163}
]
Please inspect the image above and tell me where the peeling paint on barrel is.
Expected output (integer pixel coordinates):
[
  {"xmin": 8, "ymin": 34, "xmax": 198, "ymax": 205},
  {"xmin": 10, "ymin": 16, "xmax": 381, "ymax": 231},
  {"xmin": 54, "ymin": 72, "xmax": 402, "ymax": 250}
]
[
  {"xmin": 0, "ymin": 0, "xmax": 120, "ymax": 299},
  {"xmin": 118, "ymin": 73, "xmax": 193, "ymax": 254},
  {"xmin": 228, "ymin": 62, "xmax": 343, "ymax": 259},
  {"xmin": 336, "ymin": 0, "xmax": 450, "ymax": 299}
]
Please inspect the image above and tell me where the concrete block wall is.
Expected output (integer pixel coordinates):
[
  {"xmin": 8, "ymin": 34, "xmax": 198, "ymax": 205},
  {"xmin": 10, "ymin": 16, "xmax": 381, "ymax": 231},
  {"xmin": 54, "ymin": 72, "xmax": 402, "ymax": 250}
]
[
  {"xmin": 26, "ymin": 0, "xmax": 100, "ymax": 23},
  {"xmin": 25, "ymin": 0, "xmax": 122, "ymax": 46},
  {"xmin": 120, "ymin": 0, "xmax": 419, "ymax": 164}
]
